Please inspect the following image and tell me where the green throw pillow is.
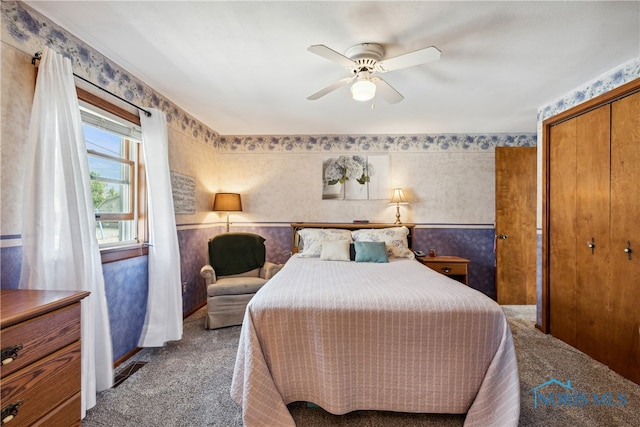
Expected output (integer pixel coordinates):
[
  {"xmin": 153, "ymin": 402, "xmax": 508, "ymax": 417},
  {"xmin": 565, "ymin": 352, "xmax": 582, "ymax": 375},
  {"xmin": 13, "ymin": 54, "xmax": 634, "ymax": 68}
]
[{"xmin": 354, "ymin": 241, "xmax": 388, "ymax": 263}]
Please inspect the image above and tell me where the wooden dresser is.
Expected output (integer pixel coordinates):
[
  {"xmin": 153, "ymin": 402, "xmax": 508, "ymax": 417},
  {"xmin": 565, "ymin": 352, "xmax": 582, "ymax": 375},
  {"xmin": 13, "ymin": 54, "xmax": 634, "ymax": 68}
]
[{"xmin": 1, "ymin": 289, "xmax": 89, "ymax": 426}]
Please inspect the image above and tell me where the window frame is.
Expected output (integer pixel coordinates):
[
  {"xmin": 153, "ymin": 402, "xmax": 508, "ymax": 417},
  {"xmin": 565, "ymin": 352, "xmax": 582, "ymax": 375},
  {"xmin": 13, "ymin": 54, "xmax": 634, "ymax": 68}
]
[
  {"xmin": 88, "ymin": 143, "xmax": 136, "ymax": 222},
  {"xmin": 77, "ymin": 88, "xmax": 148, "ymax": 263}
]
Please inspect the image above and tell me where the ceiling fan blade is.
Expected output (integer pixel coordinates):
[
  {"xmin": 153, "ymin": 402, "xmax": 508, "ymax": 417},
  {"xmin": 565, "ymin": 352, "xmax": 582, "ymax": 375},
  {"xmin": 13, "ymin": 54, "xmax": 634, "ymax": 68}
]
[
  {"xmin": 376, "ymin": 46, "xmax": 441, "ymax": 72},
  {"xmin": 307, "ymin": 44, "xmax": 355, "ymax": 68},
  {"xmin": 373, "ymin": 78, "xmax": 404, "ymax": 104},
  {"xmin": 307, "ymin": 76, "xmax": 356, "ymax": 100}
]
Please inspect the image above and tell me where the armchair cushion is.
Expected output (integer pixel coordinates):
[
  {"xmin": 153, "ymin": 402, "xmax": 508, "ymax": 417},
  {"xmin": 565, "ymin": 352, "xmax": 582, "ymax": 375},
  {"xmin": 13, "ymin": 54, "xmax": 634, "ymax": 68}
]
[
  {"xmin": 207, "ymin": 276, "xmax": 268, "ymax": 297},
  {"xmin": 201, "ymin": 264, "xmax": 283, "ymax": 286}
]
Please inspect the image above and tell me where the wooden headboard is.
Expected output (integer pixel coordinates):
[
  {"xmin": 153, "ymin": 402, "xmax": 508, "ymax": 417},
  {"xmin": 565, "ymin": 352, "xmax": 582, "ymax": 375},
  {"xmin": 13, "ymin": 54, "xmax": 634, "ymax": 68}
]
[{"xmin": 290, "ymin": 222, "xmax": 415, "ymax": 253}]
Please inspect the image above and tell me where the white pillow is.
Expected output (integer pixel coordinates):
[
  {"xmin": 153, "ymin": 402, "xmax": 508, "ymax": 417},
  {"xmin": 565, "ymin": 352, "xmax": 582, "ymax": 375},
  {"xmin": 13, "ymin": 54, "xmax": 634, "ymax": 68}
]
[
  {"xmin": 351, "ymin": 226, "xmax": 414, "ymax": 258},
  {"xmin": 298, "ymin": 228, "xmax": 352, "ymax": 257},
  {"xmin": 320, "ymin": 240, "xmax": 351, "ymax": 261}
]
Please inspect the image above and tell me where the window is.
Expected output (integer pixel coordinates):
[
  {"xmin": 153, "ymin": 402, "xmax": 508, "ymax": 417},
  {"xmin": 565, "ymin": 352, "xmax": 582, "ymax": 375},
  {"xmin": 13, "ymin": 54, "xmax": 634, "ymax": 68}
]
[
  {"xmin": 84, "ymin": 120, "xmax": 138, "ymax": 246},
  {"xmin": 77, "ymin": 89, "xmax": 147, "ymax": 259}
]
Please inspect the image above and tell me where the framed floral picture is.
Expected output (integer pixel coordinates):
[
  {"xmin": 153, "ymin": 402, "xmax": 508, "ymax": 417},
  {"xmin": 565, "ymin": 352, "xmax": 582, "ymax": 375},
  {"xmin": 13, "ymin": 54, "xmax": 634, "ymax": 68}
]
[{"xmin": 322, "ymin": 155, "xmax": 390, "ymax": 200}]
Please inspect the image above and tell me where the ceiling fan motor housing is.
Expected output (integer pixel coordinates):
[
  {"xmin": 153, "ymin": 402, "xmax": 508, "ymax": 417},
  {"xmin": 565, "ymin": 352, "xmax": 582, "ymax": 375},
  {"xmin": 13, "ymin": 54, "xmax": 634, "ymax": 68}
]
[{"xmin": 345, "ymin": 43, "xmax": 384, "ymax": 73}]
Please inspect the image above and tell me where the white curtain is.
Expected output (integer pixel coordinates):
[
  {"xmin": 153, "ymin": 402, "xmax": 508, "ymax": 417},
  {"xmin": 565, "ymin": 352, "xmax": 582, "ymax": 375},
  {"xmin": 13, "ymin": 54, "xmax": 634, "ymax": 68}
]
[
  {"xmin": 19, "ymin": 46, "xmax": 113, "ymax": 417},
  {"xmin": 138, "ymin": 108, "xmax": 183, "ymax": 347}
]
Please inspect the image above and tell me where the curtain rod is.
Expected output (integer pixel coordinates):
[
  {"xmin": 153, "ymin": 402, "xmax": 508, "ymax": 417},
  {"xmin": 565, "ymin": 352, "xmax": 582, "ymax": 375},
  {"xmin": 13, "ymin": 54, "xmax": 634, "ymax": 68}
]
[{"xmin": 32, "ymin": 51, "xmax": 152, "ymax": 117}]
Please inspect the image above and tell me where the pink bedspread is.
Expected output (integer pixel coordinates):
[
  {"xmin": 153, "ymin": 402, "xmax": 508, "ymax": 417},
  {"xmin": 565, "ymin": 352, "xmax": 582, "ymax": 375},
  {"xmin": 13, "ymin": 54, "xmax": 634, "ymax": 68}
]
[{"xmin": 231, "ymin": 255, "xmax": 520, "ymax": 426}]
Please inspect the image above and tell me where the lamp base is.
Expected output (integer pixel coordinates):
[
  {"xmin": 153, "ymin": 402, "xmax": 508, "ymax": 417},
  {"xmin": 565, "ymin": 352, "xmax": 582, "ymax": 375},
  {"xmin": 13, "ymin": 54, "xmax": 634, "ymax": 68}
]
[{"xmin": 394, "ymin": 205, "xmax": 402, "ymax": 225}]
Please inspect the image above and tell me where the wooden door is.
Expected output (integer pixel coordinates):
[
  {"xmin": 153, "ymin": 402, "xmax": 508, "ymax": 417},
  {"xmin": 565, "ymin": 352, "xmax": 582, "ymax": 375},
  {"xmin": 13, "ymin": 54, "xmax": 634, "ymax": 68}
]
[
  {"xmin": 548, "ymin": 121, "xmax": 578, "ymax": 346},
  {"xmin": 495, "ymin": 147, "xmax": 537, "ymax": 304},
  {"xmin": 574, "ymin": 104, "xmax": 611, "ymax": 366},
  {"xmin": 609, "ymin": 90, "xmax": 640, "ymax": 384}
]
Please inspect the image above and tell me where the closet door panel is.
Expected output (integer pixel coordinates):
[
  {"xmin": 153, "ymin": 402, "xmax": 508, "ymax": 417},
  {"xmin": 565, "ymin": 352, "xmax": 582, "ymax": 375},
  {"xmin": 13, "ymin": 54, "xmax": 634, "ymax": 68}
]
[
  {"xmin": 574, "ymin": 105, "xmax": 611, "ymax": 366},
  {"xmin": 549, "ymin": 120, "xmax": 577, "ymax": 345},
  {"xmin": 610, "ymin": 90, "xmax": 640, "ymax": 384}
]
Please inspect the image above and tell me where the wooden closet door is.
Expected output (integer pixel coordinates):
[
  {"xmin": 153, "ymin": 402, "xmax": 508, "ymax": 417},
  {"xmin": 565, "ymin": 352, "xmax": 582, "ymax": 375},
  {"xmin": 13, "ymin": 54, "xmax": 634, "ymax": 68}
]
[
  {"xmin": 574, "ymin": 104, "xmax": 611, "ymax": 366},
  {"xmin": 549, "ymin": 120, "xmax": 578, "ymax": 346},
  {"xmin": 610, "ymin": 90, "xmax": 640, "ymax": 384}
]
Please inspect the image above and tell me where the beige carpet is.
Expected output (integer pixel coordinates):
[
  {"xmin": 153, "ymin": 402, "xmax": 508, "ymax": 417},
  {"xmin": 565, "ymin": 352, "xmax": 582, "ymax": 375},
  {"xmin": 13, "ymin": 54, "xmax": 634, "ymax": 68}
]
[{"xmin": 83, "ymin": 305, "xmax": 640, "ymax": 426}]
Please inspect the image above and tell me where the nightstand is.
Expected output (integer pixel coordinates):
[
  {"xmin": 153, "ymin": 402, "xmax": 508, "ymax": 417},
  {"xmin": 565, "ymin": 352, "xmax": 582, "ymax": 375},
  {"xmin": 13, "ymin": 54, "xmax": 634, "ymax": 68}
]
[{"xmin": 417, "ymin": 255, "xmax": 470, "ymax": 285}]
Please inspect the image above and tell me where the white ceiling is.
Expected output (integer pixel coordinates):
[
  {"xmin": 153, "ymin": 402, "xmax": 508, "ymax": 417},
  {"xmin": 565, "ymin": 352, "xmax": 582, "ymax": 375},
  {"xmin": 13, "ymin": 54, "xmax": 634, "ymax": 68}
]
[{"xmin": 25, "ymin": 1, "xmax": 640, "ymax": 135}]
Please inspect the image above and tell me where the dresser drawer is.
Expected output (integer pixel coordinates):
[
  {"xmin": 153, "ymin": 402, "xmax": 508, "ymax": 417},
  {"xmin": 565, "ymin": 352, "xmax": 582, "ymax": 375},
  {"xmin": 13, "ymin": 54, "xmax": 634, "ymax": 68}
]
[
  {"xmin": 417, "ymin": 256, "xmax": 470, "ymax": 285},
  {"xmin": 32, "ymin": 392, "xmax": 81, "ymax": 427},
  {"xmin": 1, "ymin": 341, "xmax": 81, "ymax": 427},
  {"xmin": 1, "ymin": 303, "xmax": 81, "ymax": 378},
  {"xmin": 422, "ymin": 262, "xmax": 467, "ymax": 276}
]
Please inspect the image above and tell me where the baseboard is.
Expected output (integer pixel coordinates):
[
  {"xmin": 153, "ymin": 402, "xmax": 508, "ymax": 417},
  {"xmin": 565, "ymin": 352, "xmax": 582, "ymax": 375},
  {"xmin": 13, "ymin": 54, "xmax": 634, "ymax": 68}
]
[
  {"xmin": 184, "ymin": 301, "xmax": 206, "ymax": 319},
  {"xmin": 114, "ymin": 347, "xmax": 142, "ymax": 368}
]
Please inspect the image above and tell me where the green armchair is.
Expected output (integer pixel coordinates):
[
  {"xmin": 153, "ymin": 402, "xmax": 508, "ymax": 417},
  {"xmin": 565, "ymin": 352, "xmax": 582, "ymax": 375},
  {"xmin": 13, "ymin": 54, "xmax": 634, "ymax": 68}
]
[{"xmin": 200, "ymin": 232, "xmax": 282, "ymax": 329}]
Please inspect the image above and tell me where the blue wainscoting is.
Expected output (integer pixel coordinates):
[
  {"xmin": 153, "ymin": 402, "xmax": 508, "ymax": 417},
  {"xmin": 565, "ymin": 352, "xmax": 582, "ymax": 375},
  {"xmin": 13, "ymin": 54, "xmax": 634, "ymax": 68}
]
[
  {"xmin": 0, "ymin": 244, "xmax": 150, "ymax": 363},
  {"xmin": 412, "ymin": 227, "xmax": 496, "ymax": 298},
  {"xmin": 0, "ymin": 245, "xmax": 22, "ymax": 289},
  {"xmin": 185, "ymin": 224, "xmax": 497, "ymax": 299},
  {"xmin": 177, "ymin": 226, "xmax": 220, "ymax": 315},
  {"xmin": 102, "ymin": 255, "xmax": 148, "ymax": 362}
]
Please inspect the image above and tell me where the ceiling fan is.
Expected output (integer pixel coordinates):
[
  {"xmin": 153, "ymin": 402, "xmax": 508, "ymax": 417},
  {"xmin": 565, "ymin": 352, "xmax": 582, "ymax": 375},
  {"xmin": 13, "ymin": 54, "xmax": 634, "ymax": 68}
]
[{"xmin": 306, "ymin": 43, "xmax": 441, "ymax": 104}]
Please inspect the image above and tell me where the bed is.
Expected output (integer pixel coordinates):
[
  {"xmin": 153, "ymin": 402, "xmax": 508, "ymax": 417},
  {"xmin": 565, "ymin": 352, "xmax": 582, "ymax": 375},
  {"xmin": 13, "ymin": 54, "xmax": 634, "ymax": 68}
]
[{"xmin": 231, "ymin": 224, "xmax": 520, "ymax": 426}]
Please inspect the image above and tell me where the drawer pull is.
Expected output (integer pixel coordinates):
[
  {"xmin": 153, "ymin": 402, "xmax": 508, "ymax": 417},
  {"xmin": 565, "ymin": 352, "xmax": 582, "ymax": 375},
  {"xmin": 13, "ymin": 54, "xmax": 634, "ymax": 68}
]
[
  {"xmin": 1, "ymin": 344, "xmax": 23, "ymax": 365},
  {"xmin": 442, "ymin": 267, "xmax": 452, "ymax": 273},
  {"xmin": 1, "ymin": 400, "xmax": 23, "ymax": 425},
  {"xmin": 624, "ymin": 241, "xmax": 632, "ymax": 260}
]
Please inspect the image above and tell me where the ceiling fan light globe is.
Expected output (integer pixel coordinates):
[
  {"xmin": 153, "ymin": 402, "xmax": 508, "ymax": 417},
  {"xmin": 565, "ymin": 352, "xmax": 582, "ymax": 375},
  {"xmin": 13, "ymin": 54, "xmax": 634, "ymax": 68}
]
[{"xmin": 351, "ymin": 79, "xmax": 376, "ymax": 101}]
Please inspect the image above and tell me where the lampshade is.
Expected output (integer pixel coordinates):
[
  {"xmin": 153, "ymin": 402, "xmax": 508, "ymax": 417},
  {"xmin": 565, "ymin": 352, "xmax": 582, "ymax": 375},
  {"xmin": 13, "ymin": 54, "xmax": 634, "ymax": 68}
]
[
  {"xmin": 351, "ymin": 78, "xmax": 376, "ymax": 101},
  {"xmin": 389, "ymin": 188, "xmax": 408, "ymax": 205},
  {"xmin": 212, "ymin": 193, "xmax": 242, "ymax": 212}
]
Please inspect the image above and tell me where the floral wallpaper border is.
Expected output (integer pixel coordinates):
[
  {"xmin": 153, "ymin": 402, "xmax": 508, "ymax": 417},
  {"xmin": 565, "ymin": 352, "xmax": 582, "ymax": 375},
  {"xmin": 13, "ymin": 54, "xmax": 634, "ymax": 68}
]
[
  {"xmin": 538, "ymin": 57, "xmax": 640, "ymax": 123},
  {"xmin": 2, "ymin": 2, "xmax": 538, "ymax": 154},
  {"xmin": 219, "ymin": 133, "xmax": 537, "ymax": 153}
]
